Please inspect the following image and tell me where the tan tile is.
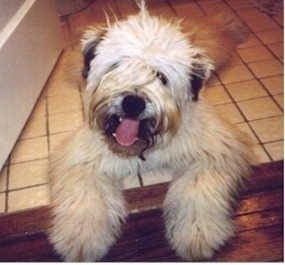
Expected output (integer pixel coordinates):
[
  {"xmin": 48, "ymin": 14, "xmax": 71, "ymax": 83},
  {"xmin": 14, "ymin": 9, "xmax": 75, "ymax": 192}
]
[
  {"xmin": 264, "ymin": 141, "xmax": 284, "ymax": 161},
  {"xmin": 268, "ymin": 43, "xmax": 283, "ymax": 59},
  {"xmin": 198, "ymin": 0, "xmax": 223, "ymax": 2},
  {"xmin": 46, "ymin": 78, "xmax": 80, "ymax": 97},
  {"xmin": 248, "ymin": 59, "xmax": 283, "ymax": 78},
  {"xmin": 225, "ymin": 80, "xmax": 268, "ymax": 101},
  {"xmin": 273, "ymin": 94, "xmax": 283, "ymax": 110},
  {"xmin": 148, "ymin": 2, "xmax": 176, "ymax": 19},
  {"xmin": 60, "ymin": 20, "xmax": 71, "ymax": 44},
  {"xmin": 272, "ymin": 13, "xmax": 283, "ymax": 27},
  {"xmin": 250, "ymin": 116, "xmax": 283, "ymax": 143},
  {"xmin": 0, "ymin": 193, "xmax": 5, "ymax": 213},
  {"xmin": 238, "ymin": 46, "xmax": 274, "ymax": 63},
  {"xmin": 31, "ymin": 98, "xmax": 47, "ymax": 118},
  {"xmin": 170, "ymin": 1, "xmax": 204, "ymax": 18},
  {"xmin": 231, "ymin": 54, "xmax": 244, "ymax": 65},
  {"xmin": 252, "ymin": 144, "xmax": 271, "ymax": 164},
  {"xmin": 19, "ymin": 116, "xmax": 47, "ymax": 140},
  {"xmin": 10, "ymin": 137, "xmax": 48, "ymax": 164},
  {"xmin": 49, "ymin": 131, "xmax": 73, "ymax": 154},
  {"xmin": 234, "ymin": 122, "xmax": 259, "ymax": 145},
  {"xmin": 218, "ymin": 64, "xmax": 254, "ymax": 84},
  {"xmin": 203, "ymin": 86, "xmax": 232, "ymax": 105},
  {"xmin": 91, "ymin": 1, "xmax": 119, "ymax": 24},
  {"xmin": 245, "ymin": 16, "xmax": 279, "ymax": 32},
  {"xmin": 117, "ymin": 0, "xmax": 139, "ymax": 18},
  {"xmin": 256, "ymin": 28, "xmax": 283, "ymax": 45},
  {"xmin": 68, "ymin": 5, "xmax": 97, "ymax": 34},
  {"xmin": 9, "ymin": 159, "xmax": 49, "ymax": 190},
  {"xmin": 237, "ymin": 97, "xmax": 282, "ymax": 121},
  {"xmin": 0, "ymin": 167, "xmax": 7, "ymax": 192},
  {"xmin": 48, "ymin": 48, "xmax": 76, "ymax": 81},
  {"xmin": 48, "ymin": 110, "xmax": 83, "ymax": 134},
  {"xmin": 199, "ymin": 1, "xmax": 236, "ymax": 16},
  {"xmin": 8, "ymin": 184, "xmax": 50, "ymax": 212},
  {"xmin": 260, "ymin": 76, "xmax": 283, "ymax": 95},
  {"xmin": 206, "ymin": 73, "xmax": 221, "ymax": 87},
  {"xmin": 238, "ymin": 34, "xmax": 262, "ymax": 49},
  {"xmin": 214, "ymin": 103, "xmax": 244, "ymax": 124},
  {"xmin": 48, "ymin": 91, "xmax": 82, "ymax": 114},
  {"xmin": 226, "ymin": 0, "xmax": 252, "ymax": 10},
  {"xmin": 237, "ymin": 8, "xmax": 269, "ymax": 22}
]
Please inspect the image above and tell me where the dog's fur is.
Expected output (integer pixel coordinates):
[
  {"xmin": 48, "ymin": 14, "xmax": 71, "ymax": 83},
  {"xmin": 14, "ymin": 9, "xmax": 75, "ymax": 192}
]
[{"xmin": 48, "ymin": 2, "xmax": 252, "ymax": 261}]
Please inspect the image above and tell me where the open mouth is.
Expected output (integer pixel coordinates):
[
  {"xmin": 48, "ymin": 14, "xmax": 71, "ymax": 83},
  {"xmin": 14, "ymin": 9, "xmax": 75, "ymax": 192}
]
[
  {"xmin": 112, "ymin": 117, "xmax": 140, "ymax": 146},
  {"xmin": 104, "ymin": 114, "xmax": 157, "ymax": 149}
]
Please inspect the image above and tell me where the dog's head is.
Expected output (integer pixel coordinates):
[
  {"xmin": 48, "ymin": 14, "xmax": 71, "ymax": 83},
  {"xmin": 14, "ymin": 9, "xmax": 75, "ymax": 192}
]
[{"xmin": 81, "ymin": 2, "xmax": 247, "ymax": 158}]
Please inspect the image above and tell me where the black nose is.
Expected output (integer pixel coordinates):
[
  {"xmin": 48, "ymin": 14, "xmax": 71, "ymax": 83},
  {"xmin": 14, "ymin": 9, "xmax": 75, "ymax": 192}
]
[{"xmin": 122, "ymin": 95, "xmax": 146, "ymax": 117}]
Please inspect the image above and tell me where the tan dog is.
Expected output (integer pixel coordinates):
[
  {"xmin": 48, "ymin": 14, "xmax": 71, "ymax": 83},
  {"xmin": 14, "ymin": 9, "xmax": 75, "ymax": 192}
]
[{"xmin": 48, "ymin": 1, "xmax": 252, "ymax": 261}]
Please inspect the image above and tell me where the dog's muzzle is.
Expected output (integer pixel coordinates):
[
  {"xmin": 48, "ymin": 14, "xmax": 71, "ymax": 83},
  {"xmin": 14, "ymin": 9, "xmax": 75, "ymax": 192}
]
[
  {"xmin": 114, "ymin": 95, "xmax": 145, "ymax": 146},
  {"xmin": 102, "ymin": 94, "xmax": 159, "ymax": 157}
]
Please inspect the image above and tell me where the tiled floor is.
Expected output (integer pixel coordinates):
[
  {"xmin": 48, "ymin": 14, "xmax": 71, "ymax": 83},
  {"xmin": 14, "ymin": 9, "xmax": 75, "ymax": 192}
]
[{"xmin": 0, "ymin": 0, "xmax": 283, "ymax": 214}]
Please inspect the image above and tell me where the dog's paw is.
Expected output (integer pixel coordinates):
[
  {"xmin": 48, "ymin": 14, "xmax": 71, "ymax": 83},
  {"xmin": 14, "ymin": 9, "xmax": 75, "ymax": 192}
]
[
  {"xmin": 49, "ymin": 219, "xmax": 119, "ymax": 261},
  {"xmin": 165, "ymin": 216, "xmax": 235, "ymax": 261}
]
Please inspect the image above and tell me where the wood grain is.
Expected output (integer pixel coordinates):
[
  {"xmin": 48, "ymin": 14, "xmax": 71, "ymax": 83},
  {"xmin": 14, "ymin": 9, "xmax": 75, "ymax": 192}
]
[{"xmin": 0, "ymin": 161, "xmax": 283, "ymax": 261}]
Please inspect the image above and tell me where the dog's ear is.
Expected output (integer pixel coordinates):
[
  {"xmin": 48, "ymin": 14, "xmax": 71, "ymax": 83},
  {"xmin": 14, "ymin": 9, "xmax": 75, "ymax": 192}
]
[
  {"xmin": 81, "ymin": 27, "xmax": 106, "ymax": 79},
  {"xmin": 189, "ymin": 71, "xmax": 203, "ymax": 101},
  {"xmin": 189, "ymin": 62, "xmax": 212, "ymax": 101}
]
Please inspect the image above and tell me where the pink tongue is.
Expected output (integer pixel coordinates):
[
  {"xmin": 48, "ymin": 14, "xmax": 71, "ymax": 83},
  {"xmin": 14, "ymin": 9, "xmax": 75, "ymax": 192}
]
[{"xmin": 115, "ymin": 118, "xmax": 140, "ymax": 146}]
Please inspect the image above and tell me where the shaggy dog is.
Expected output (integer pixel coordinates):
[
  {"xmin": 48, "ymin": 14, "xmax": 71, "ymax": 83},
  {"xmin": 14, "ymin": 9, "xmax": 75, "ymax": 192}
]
[{"xmin": 48, "ymin": 1, "xmax": 252, "ymax": 261}]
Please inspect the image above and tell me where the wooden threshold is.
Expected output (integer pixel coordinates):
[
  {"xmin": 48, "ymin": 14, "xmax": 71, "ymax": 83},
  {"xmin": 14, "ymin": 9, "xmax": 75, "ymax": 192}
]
[{"xmin": 0, "ymin": 160, "xmax": 283, "ymax": 262}]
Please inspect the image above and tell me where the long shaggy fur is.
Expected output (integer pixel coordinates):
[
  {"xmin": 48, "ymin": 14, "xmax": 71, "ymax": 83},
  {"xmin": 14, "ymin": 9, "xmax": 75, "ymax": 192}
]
[{"xmin": 48, "ymin": 2, "xmax": 252, "ymax": 261}]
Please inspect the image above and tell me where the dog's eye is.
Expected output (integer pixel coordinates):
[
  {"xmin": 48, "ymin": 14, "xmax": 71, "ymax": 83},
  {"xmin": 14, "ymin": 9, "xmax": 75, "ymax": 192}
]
[{"xmin": 157, "ymin": 71, "xmax": 168, "ymax": 85}]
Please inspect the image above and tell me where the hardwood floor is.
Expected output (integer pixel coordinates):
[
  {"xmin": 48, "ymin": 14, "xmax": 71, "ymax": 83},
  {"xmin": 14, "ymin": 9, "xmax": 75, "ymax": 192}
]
[{"xmin": 0, "ymin": 161, "xmax": 283, "ymax": 262}]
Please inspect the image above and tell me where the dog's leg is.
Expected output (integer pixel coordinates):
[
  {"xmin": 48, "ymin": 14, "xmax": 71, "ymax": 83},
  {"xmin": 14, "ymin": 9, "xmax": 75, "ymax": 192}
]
[
  {"xmin": 48, "ymin": 127, "xmax": 127, "ymax": 261},
  {"xmin": 164, "ymin": 169, "xmax": 241, "ymax": 261}
]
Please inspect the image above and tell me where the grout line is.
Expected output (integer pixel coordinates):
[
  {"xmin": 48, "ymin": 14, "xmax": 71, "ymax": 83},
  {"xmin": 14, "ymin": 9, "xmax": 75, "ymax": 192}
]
[
  {"xmin": 7, "ymin": 182, "xmax": 49, "ymax": 194},
  {"xmin": 226, "ymin": 52, "xmax": 284, "ymax": 113},
  {"xmin": 46, "ymin": 86, "xmax": 52, "ymax": 157},
  {"xmin": 166, "ymin": 0, "xmax": 179, "ymax": 17},
  {"xmin": 258, "ymin": 143, "xmax": 274, "ymax": 162},
  {"xmin": 9, "ymin": 156, "xmax": 49, "ymax": 167},
  {"xmin": 247, "ymin": 122, "xmax": 268, "ymax": 148},
  {"xmin": 195, "ymin": 0, "xmax": 209, "ymax": 16},
  {"xmin": 4, "ymin": 164, "xmax": 10, "ymax": 213}
]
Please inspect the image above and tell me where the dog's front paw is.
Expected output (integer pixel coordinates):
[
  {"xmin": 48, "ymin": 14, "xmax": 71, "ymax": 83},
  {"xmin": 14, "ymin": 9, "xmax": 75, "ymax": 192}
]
[
  {"xmin": 165, "ymin": 213, "xmax": 235, "ymax": 261},
  {"xmin": 49, "ymin": 214, "xmax": 121, "ymax": 262}
]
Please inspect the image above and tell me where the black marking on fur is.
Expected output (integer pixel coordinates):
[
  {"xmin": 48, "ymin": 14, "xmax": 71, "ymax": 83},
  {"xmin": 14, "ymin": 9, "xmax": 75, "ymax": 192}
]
[
  {"xmin": 138, "ymin": 119, "xmax": 160, "ymax": 160},
  {"xmin": 104, "ymin": 114, "xmax": 121, "ymax": 137},
  {"xmin": 157, "ymin": 71, "xmax": 168, "ymax": 86},
  {"xmin": 189, "ymin": 64, "xmax": 209, "ymax": 101},
  {"xmin": 190, "ymin": 74, "xmax": 203, "ymax": 101},
  {"xmin": 82, "ymin": 42, "xmax": 96, "ymax": 79}
]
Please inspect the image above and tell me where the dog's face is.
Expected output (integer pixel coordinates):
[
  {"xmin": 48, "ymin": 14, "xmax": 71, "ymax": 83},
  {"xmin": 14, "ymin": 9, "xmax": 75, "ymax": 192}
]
[
  {"xmin": 80, "ymin": 4, "xmax": 245, "ymax": 157},
  {"xmin": 81, "ymin": 11, "xmax": 214, "ymax": 158}
]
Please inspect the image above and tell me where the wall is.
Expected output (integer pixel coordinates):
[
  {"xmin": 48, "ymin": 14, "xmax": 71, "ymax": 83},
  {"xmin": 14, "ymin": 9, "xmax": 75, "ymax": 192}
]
[{"xmin": 0, "ymin": 0, "xmax": 63, "ymax": 169}]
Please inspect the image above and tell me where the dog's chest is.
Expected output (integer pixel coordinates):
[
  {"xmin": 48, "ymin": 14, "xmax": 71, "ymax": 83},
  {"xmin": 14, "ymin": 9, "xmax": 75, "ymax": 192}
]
[{"xmin": 136, "ymin": 158, "xmax": 185, "ymax": 185}]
